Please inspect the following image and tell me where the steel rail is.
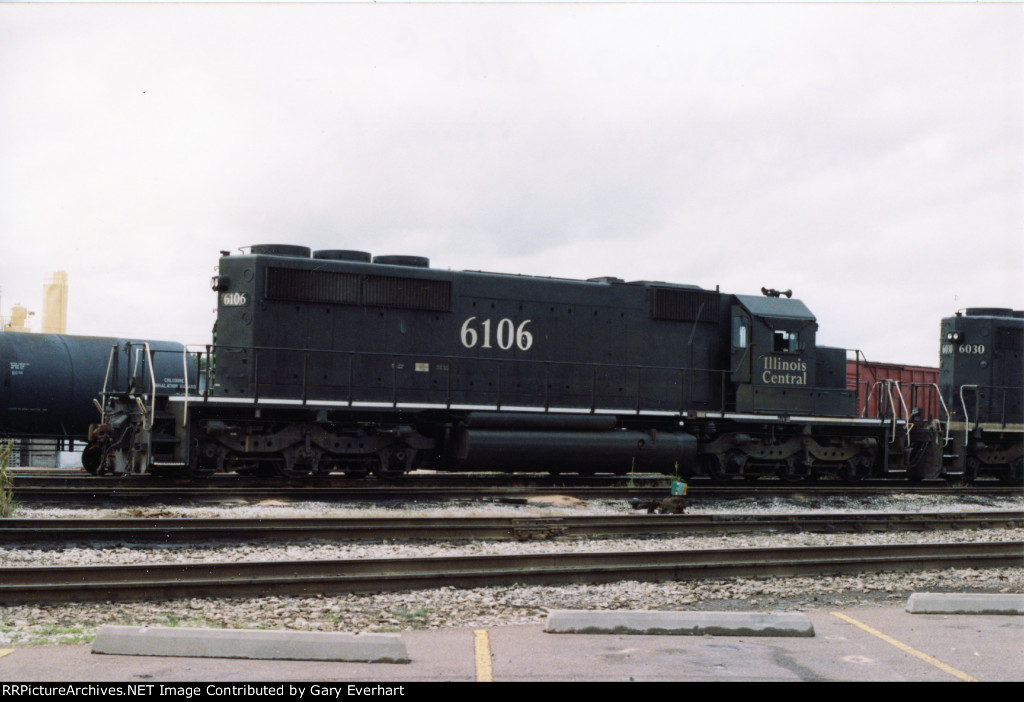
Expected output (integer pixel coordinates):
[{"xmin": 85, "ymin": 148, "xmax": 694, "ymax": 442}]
[
  {"xmin": 7, "ymin": 485, "xmax": 674, "ymax": 503},
  {"xmin": 2, "ymin": 511, "xmax": 1022, "ymax": 545},
  {"xmin": 10, "ymin": 481, "xmax": 1021, "ymax": 504},
  {"xmin": 9, "ymin": 471, "xmax": 1014, "ymax": 489},
  {"xmin": 1, "ymin": 541, "xmax": 1020, "ymax": 605}
]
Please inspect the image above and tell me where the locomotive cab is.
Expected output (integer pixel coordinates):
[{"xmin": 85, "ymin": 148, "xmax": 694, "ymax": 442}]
[{"xmin": 729, "ymin": 294, "xmax": 853, "ymax": 416}]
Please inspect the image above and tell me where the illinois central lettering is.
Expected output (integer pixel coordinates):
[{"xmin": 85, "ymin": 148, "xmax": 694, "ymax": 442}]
[{"xmin": 762, "ymin": 356, "xmax": 808, "ymax": 385}]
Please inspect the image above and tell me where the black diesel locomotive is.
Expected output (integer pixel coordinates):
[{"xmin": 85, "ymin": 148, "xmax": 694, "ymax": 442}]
[
  {"xmin": 938, "ymin": 308, "xmax": 1023, "ymax": 482},
  {"xmin": 83, "ymin": 245, "xmax": 1023, "ymax": 483}
]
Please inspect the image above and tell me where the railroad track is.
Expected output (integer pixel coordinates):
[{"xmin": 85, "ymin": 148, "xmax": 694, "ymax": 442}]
[
  {"xmin": 9, "ymin": 470, "xmax": 669, "ymax": 488},
  {"xmin": 10, "ymin": 477, "xmax": 1020, "ymax": 503},
  {"xmin": 2, "ymin": 541, "xmax": 1020, "ymax": 606},
  {"xmin": 3, "ymin": 511, "xmax": 1022, "ymax": 544}
]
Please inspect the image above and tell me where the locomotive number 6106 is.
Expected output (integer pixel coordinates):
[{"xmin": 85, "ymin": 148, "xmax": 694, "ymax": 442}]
[{"xmin": 460, "ymin": 317, "xmax": 534, "ymax": 351}]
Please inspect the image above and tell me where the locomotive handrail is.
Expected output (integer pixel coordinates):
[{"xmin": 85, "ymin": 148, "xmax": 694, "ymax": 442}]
[
  {"xmin": 98, "ymin": 344, "xmax": 117, "ymax": 424},
  {"xmin": 955, "ymin": 383, "xmax": 1022, "ymax": 438},
  {"xmin": 861, "ymin": 381, "xmax": 888, "ymax": 421},
  {"xmin": 850, "ymin": 350, "xmax": 864, "ymax": 416},
  {"xmin": 180, "ymin": 347, "xmax": 189, "ymax": 425},
  {"xmin": 959, "ymin": 384, "xmax": 979, "ymax": 446},
  {"xmin": 921, "ymin": 383, "xmax": 954, "ymax": 446},
  {"xmin": 861, "ymin": 380, "xmax": 914, "ymax": 443},
  {"xmin": 106, "ymin": 342, "xmax": 158, "ymax": 431},
  {"xmin": 180, "ymin": 344, "xmax": 212, "ymax": 427},
  {"xmin": 140, "ymin": 343, "xmax": 157, "ymax": 431},
  {"xmin": 852, "ymin": 350, "xmax": 893, "ymax": 420},
  {"xmin": 884, "ymin": 381, "xmax": 909, "ymax": 443}
]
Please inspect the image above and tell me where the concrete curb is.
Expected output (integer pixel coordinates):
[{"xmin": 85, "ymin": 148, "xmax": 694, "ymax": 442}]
[
  {"xmin": 906, "ymin": 593, "xmax": 1024, "ymax": 615},
  {"xmin": 544, "ymin": 609, "xmax": 815, "ymax": 637},
  {"xmin": 91, "ymin": 625, "xmax": 409, "ymax": 662}
]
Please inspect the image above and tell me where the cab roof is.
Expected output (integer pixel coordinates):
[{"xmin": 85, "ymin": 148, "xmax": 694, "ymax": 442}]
[{"xmin": 734, "ymin": 294, "xmax": 815, "ymax": 321}]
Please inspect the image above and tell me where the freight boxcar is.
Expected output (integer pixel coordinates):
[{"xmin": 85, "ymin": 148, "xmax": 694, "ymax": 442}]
[{"xmin": 846, "ymin": 359, "xmax": 940, "ymax": 421}]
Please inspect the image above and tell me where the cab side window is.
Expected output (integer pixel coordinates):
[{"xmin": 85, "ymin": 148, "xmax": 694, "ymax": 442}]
[
  {"xmin": 732, "ymin": 316, "xmax": 749, "ymax": 348},
  {"xmin": 773, "ymin": 330, "xmax": 800, "ymax": 353}
]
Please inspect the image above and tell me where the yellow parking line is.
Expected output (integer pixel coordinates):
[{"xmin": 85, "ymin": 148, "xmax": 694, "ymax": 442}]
[
  {"xmin": 0, "ymin": 649, "xmax": 14, "ymax": 659},
  {"xmin": 473, "ymin": 629, "xmax": 493, "ymax": 682},
  {"xmin": 830, "ymin": 611, "xmax": 978, "ymax": 682}
]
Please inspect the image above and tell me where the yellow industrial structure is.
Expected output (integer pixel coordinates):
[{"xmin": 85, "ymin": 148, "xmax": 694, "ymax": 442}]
[
  {"xmin": 5, "ymin": 303, "xmax": 33, "ymax": 332},
  {"xmin": 41, "ymin": 270, "xmax": 68, "ymax": 334},
  {"xmin": 1, "ymin": 271, "xmax": 66, "ymax": 333},
  {"xmin": 1, "ymin": 271, "xmax": 68, "ymax": 467}
]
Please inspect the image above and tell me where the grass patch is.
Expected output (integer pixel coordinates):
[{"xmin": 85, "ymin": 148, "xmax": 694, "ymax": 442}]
[
  {"xmin": 6, "ymin": 624, "xmax": 98, "ymax": 646},
  {"xmin": 153, "ymin": 613, "xmax": 223, "ymax": 629},
  {"xmin": 376, "ymin": 607, "xmax": 435, "ymax": 632},
  {"xmin": 1, "ymin": 440, "xmax": 17, "ymax": 517}
]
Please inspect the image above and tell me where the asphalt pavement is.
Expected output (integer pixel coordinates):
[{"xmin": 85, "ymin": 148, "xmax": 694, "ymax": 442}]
[{"xmin": 2, "ymin": 596, "xmax": 1022, "ymax": 683}]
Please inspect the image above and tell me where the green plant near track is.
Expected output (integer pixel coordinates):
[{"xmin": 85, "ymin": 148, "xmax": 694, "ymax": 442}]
[{"xmin": 1, "ymin": 440, "xmax": 16, "ymax": 517}]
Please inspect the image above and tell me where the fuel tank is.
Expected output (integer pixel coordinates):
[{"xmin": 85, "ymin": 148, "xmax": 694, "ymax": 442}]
[
  {"xmin": 454, "ymin": 427, "xmax": 697, "ymax": 474},
  {"xmin": 0, "ymin": 333, "xmax": 192, "ymax": 438}
]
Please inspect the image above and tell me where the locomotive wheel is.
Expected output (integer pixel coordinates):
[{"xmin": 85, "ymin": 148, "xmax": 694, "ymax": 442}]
[
  {"xmin": 374, "ymin": 447, "xmax": 416, "ymax": 478},
  {"xmin": 998, "ymin": 457, "xmax": 1023, "ymax": 486},
  {"xmin": 701, "ymin": 453, "xmax": 733, "ymax": 482},
  {"xmin": 195, "ymin": 442, "xmax": 222, "ymax": 475},
  {"xmin": 344, "ymin": 458, "xmax": 373, "ymax": 478},
  {"xmin": 837, "ymin": 466, "xmax": 863, "ymax": 483},
  {"xmin": 776, "ymin": 461, "xmax": 806, "ymax": 484},
  {"xmin": 81, "ymin": 446, "xmax": 102, "ymax": 475},
  {"xmin": 959, "ymin": 456, "xmax": 982, "ymax": 484},
  {"xmin": 838, "ymin": 452, "xmax": 873, "ymax": 484}
]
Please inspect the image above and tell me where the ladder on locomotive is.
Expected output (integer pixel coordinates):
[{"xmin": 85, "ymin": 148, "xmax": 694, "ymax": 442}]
[
  {"xmin": 98, "ymin": 342, "xmax": 190, "ymax": 470},
  {"xmin": 863, "ymin": 379, "xmax": 950, "ymax": 474}
]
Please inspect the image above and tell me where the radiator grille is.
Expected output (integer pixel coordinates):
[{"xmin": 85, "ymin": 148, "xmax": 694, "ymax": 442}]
[
  {"xmin": 265, "ymin": 266, "xmax": 451, "ymax": 312},
  {"xmin": 364, "ymin": 275, "xmax": 451, "ymax": 311},
  {"xmin": 651, "ymin": 288, "xmax": 720, "ymax": 322},
  {"xmin": 266, "ymin": 268, "xmax": 360, "ymax": 304}
]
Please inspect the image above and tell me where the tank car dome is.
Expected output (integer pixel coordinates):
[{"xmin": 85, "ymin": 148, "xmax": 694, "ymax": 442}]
[{"xmin": 250, "ymin": 244, "xmax": 311, "ymax": 258}]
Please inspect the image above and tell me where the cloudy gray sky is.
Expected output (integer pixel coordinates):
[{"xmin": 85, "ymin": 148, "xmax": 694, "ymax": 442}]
[{"xmin": 1, "ymin": 2, "xmax": 1020, "ymax": 367}]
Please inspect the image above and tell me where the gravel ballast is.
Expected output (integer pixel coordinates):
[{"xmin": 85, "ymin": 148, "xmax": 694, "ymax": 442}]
[{"xmin": 2, "ymin": 492, "xmax": 1022, "ymax": 646}]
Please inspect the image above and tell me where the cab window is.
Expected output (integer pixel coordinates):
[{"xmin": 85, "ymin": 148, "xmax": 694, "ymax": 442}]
[
  {"xmin": 732, "ymin": 317, "xmax": 749, "ymax": 348},
  {"xmin": 773, "ymin": 330, "xmax": 800, "ymax": 353}
]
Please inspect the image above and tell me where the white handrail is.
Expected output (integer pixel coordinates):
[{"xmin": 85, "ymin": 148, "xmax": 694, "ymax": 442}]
[
  {"xmin": 181, "ymin": 347, "xmax": 190, "ymax": 427},
  {"xmin": 137, "ymin": 343, "xmax": 157, "ymax": 431},
  {"xmin": 959, "ymin": 384, "xmax": 978, "ymax": 446},
  {"xmin": 884, "ymin": 381, "xmax": 912, "ymax": 443},
  {"xmin": 98, "ymin": 345, "xmax": 116, "ymax": 424}
]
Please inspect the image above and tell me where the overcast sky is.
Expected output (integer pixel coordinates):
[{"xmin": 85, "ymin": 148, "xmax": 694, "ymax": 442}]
[{"xmin": 1, "ymin": 2, "xmax": 1020, "ymax": 367}]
